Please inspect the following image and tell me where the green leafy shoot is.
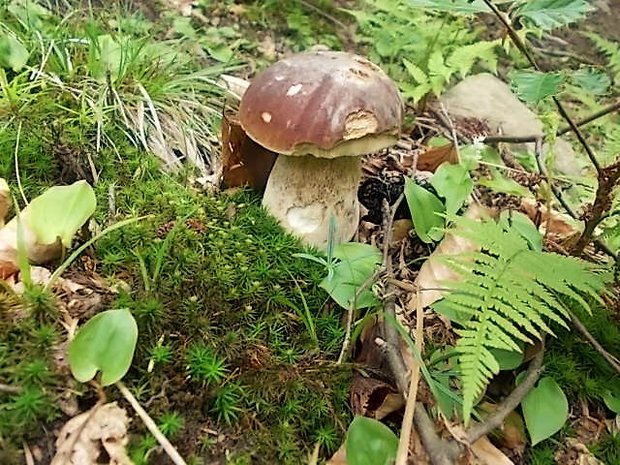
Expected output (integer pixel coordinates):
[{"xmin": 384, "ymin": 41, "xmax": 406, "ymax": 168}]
[
  {"xmin": 510, "ymin": 70, "xmax": 565, "ymax": 104},
  {"xmin": 520, "ymin": 376, "xmax": 569, "ymax": 445},
  {"xmin": 320, "ymin": 243, "xmax": 382, "ymax": 310},
  {"xmin": 404, "ymin": 177, "xmax": 445, "ymax": 243},
  {"xmin": 430, "ymin": 163, "xmax": 474, "ymax": 217},
  {"xmin": 68, "ymin": 309, "xmax": 138, "ymax": 386},
  {"xmin": 27, "ymin": 180, "xmax": 96, "ymax": 247},
  {"xmin": 433, "ymin": 215, "xmax": 611, "ymax": 423},
  {"xmin": 0, "ymin": 33, "xmax": 29, "ymax": 71},
  {"xmin": 515, "ymin": 0, "xmax": 594, "ymax": 31},
  {"xmin": 346, "ymin": 416, "xmax": 398, "ymax": 465}
]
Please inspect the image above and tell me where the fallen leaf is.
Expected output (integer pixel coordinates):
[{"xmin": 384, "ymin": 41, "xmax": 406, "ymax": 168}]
[
  {"xmin": 554, "ymin": 438, "xmax": 605, "ymax": 465},
  {"xmin": 51, "ymin": 402, "xmax": 133, "ymax": 465},
  {"xmin": 326, "ymin": 444, "xmax": 347, "ymax": 465},
  {"xmin": 471, "ymin": 435, "xmax": 515, "ymax": 465},
  {"xmin": 417, "ymin": 142, "xmax": 458, "ymax": 173},
  {"xmin": 221, "ymin": 113, "xmax": 277, "ymax": 190},
  {"xmin": 415, "ymin": 204, "xmax": 494, "ymax": 308},
  {"xmin": 350, "ymin": 375, "xmax": 404, "ymax": 420},
  {"xmin": 519, "ymin": 198, "xmax": 579, "ymax": 239}
]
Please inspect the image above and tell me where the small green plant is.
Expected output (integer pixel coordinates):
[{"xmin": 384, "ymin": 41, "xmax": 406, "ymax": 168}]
[
  {"xmin": 211, "ymin": 381, "xmax": 244, "ymax": 424},
  {"xmin": 157, "ymin": 411, "xmax": 184, "ymax": 438},
  {"xmin": 68, "ymin": 308, "xmax": 138, "ymax": 386},
  {"xmin": 186, "ymin": 344, "xmax": 228, "ymax": 385}
]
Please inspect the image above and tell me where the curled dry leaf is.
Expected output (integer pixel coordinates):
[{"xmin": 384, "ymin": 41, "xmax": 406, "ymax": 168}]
[
  {"xmin": 519, "ymin": 198, "xmax": 579, "ymax": 239},
  {"xmin": 415, "ymin": 204, "xmax": 494, "ymax": 309},
  {"xmin": 416, "ymin": 142, "xmax": 458, "ymax": 173},
  {"xmin": 52, "ymin": 402, "xmax": 132, "ymax": 465},
  {"xmin": 470, "ymin": 436, "xmax": 516, "ymax": 465},
  {"xmin": 221, "ymin": 112, "xmax": 277, "ymax": 190}
]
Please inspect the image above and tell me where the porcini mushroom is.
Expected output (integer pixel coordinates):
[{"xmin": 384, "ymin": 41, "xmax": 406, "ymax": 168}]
[{"xmin": 239, "ymin": 51, "xmax": 403, "ymax": 249}]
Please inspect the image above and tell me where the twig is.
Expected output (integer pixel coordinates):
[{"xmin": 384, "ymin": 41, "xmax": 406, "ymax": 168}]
[
  {"xmin": 569, "ymin": 310, "xmax": 620, "ymax": 376},
  {"xmin": 572, "ymin": 160, "xmax": 620, "ymax": 255},
  {"xmin": 466, "ymin": 344, "xmax": 545, "ymax": 443},
  {"xmin": 337, "ymin": 267, "xmax": 384, "ymax": 364},
  {"xmin": 0, "ymin": 383, "xmax": 22, "ymax": 394},
  {"xmin": 413, "ymin": 404, "xmax": 460, "ymax": 465},
  {"xmin": 484, "ymin": 100, "xmax": 620, "ymax": 144},
  {"xmin": 396, "ymin": 290, "xmax": 424, "ymax": 465},
  {"xmin": 116, "ymin": 381, "xmax": 187, "ymax": 465},
  {"xmin": 481, "ymin": 0, "xmax": 601, "ymax": 173}
]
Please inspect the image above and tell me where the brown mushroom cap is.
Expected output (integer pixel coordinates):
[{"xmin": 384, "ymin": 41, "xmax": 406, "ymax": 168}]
[{"xmin": 239, "ymin": 51, "xmax": 403, "ymax": 158}]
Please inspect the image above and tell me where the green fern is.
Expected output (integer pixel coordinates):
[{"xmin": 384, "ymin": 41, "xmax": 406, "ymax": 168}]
[
  {"xmin": 433, "ymin": 216, "xmax": 611, "ymax": 423},
  {"xmin": 584, "ymin": 32, "xmax": 620, "ymax": 83}
]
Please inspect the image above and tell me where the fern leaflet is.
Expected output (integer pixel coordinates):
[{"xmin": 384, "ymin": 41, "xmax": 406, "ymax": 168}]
[{"xmin": 433, "ymin": 216, "xmax": 611, "ymax": 423}]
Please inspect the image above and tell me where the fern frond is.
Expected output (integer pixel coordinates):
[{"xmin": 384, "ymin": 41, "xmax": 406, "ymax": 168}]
[
  {"xmin": 584, "ymin": 32, "xmax": 620, "ymax": 82},
  {"xmin": 447, "ymin": 40, "xmax": 499, "ymax": 77},
  {"xmin": 433, "ymin": 216, "xmax": 612, "ymax": 423}
]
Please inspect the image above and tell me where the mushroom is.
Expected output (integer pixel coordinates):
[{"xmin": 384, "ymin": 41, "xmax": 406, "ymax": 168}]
[{"xmin": 239, "ymin": 51, "xmax": 403, "ymax": 249}]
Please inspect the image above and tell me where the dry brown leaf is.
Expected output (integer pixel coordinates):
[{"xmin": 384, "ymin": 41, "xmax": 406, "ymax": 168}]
[
  {"xmin": 391, "ymin": 219, "xmax": 412, "ymax": 244},
  {"xmin": 52, "ymin": 402, "xmax": 133, "ymax": 465},
  {"xmin": 519, "ymin": 198, "xmax": 579, "ymax": 239},
  {"xmin": 470, "ymin": 436, "xmax": 515, "ymax": 465},
  {"xmin": 415, "ymin": 204, "xmax": 494, "ymax": 309},
  {"xmin": 350, "ymin": 375, "xmax": 404, "ymax": 420},
  {"xmin": 555, "ymin": 438, "xmax": 605, "ymax": 465},
  {"xmin": 221, "ymin": 113, "xmax": 277, "ymax": 190},
  {"xmin": 417, "ymin": 143, "xmax": 458, "ymax": 173}
]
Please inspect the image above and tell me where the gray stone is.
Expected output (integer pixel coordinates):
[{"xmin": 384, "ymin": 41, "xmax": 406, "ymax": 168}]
[{"xmin": 440, "ymin": 73, "xmax": 583, "ymax": 177}]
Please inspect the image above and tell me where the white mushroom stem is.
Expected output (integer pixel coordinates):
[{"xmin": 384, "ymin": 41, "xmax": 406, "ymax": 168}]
[{"xmin": 262, "ymin": 154, "xmax": 361, "ymax": 249}]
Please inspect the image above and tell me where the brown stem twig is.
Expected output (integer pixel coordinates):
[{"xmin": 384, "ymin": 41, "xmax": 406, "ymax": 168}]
[
  {"xmin": 481, "ymin": 0, "xmax": 601, "ymax": 173},
  {"xmin": 466, "ymin": 344, "xmax": 545, "ymax": 443},
  {"xmin": 569, "ymin": 310, "xmax": 620, "ymax": 376},
  {"xmin": 484, "ymin": 99, "xmax": 620, "ymax": 144},
  {"xmin": 572, "ymin": 160, "xmax": 620, "ymax": 255}
]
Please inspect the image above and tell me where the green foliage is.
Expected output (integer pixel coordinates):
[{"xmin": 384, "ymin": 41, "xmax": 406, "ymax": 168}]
[
  {"xmin": 510, "ymin": 70, "xmax": 565, "ymax": 103},
  {"xmin": 514, "ymin": 0, "xmax": 594, "ymax": 30},
  {"xmin": 318, "ymin": 243, "xmax": 382, "ymax": 310},
  {"xmin": 584, "ymin": 32, "xmax": 620, "ymax": 84},
  {"xmin": 186, "ymin": 344, "xmax": 228, "ymax": 385},
  {"xmin": 346, "ymin": 416, "xmax": 398, "ymax": 465},
  {"xmin": 520, "ymin": 376, "xmax": 569, "ymax": 445},
  {"xmin": 0, "ymin": 33, "xmax": 29, "ymax": 71},
  {"xmin": 348, "ymin": 0, "xmax": 499, "ymax": 102},
  {"xmin": 157, "ymin": 411, "xmax": 184, "ymax": 438},
  {"xmin": 26, "ymin": 180, "xmax": 96, "ymax": 247},
  {"xmin": 68, "ymin": 309, "xmax": 138, "ymax": 386},
  {"xmin": 434, "ymin": 216, "xmax": 610, "ymax": 423},
  {"xmin": 430, "ymin": 163, "xmax": 474, "ymax": 217},
  {"xmin": 405, "ymin": 177, "xmax": 445, "ymax": 243}
]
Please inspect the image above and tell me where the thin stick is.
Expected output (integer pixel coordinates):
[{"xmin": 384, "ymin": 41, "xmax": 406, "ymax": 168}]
[
  {"xmin": 13, "ymin": 121, "xmax": 28, "ymax": 205},
  {"xmin": 466, "ymin": 345, "xmax": 545, "ymax": 443},
  {"xmin": 396, "ymin": 291, "xmax": 424, "ymax": 465},
  {"xmin": 481, "ymin": 0, "xmax": 601, "ymax": 173},
  {"xmin": 569, "ymin": 310, "xmax": 620, "ymax": 375},
  {"xmin": 484, "ymin": 99, "xmax": 620, "ymax": 144},
  {"xmin": 0, "ymin": 383, "xmax": 22, "ymax": 394},
  {"xmin": 337, "ymin": 268, "xmax": 383, "ymax": 364},
  {"xmin": 116, "ymin": 381, "xmax": 187, "ymax": 465}
]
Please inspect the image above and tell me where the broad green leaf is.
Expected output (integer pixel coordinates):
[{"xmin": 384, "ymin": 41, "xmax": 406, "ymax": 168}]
[
  {"xmin": 430, "ymin": 163, "xmax": 473, "ymax": 217},
  {"xmin": 510, "ymin": 70, "xmax": 564, "ymax": 103},
  {"xmin": 172, "ymin": 17, "xmax": 197, "ymax": 39},
  {"xmin": 603, "ymin": 389, "xmax": 620, "ymax": 414},
  {"xmin": 500, "ymin": 211, "xmax": 543, "ymax": 252},
  {"xmin": 205, "ymin": 43, "xmax": 234, "ymax": 62},
  {"xmin": 521, "ymin": 377, "xmax": 568, "ymax": 445},
  {"xmin": 569, "ymin": 67, "xmax": 611, "ymax": 95},
  {"xmin": 346, "ymin": 416, "xmax": 398, "ymax": 465},
  {"xmin": 0, "ymin": 34, "xmax": 29, "ymax": 71},
  {"xmin": 68, "ymin": 309, "xmax": 138, "ymax": 386},
  {"xmin": 516, "ymin": 0, "xmax": 594, "ymax": 30},
  {"xmin": 405, "ymin": 178, "xmax": 445, "ymax": 243},
  {"xmin": 405, "ymin": 0, "xmax": 488, "ymax": 14},
  {"xmin": 490, "ymin": 347, "xmax": 524, "ymax": 370},
  {"xmin": 320, "ymin": 243, "xmax": 381, "ymax": 310},
  {"xmin": 478, "ymin": 170, "xmax": 531, "ymax": 198},
  {"xmin": 8, "ymin": 0, "xmax": 51, "ymax": 29},
  {"xmin": 27, "ymin": 180, "xmax": 96, "ymax": 247}
]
